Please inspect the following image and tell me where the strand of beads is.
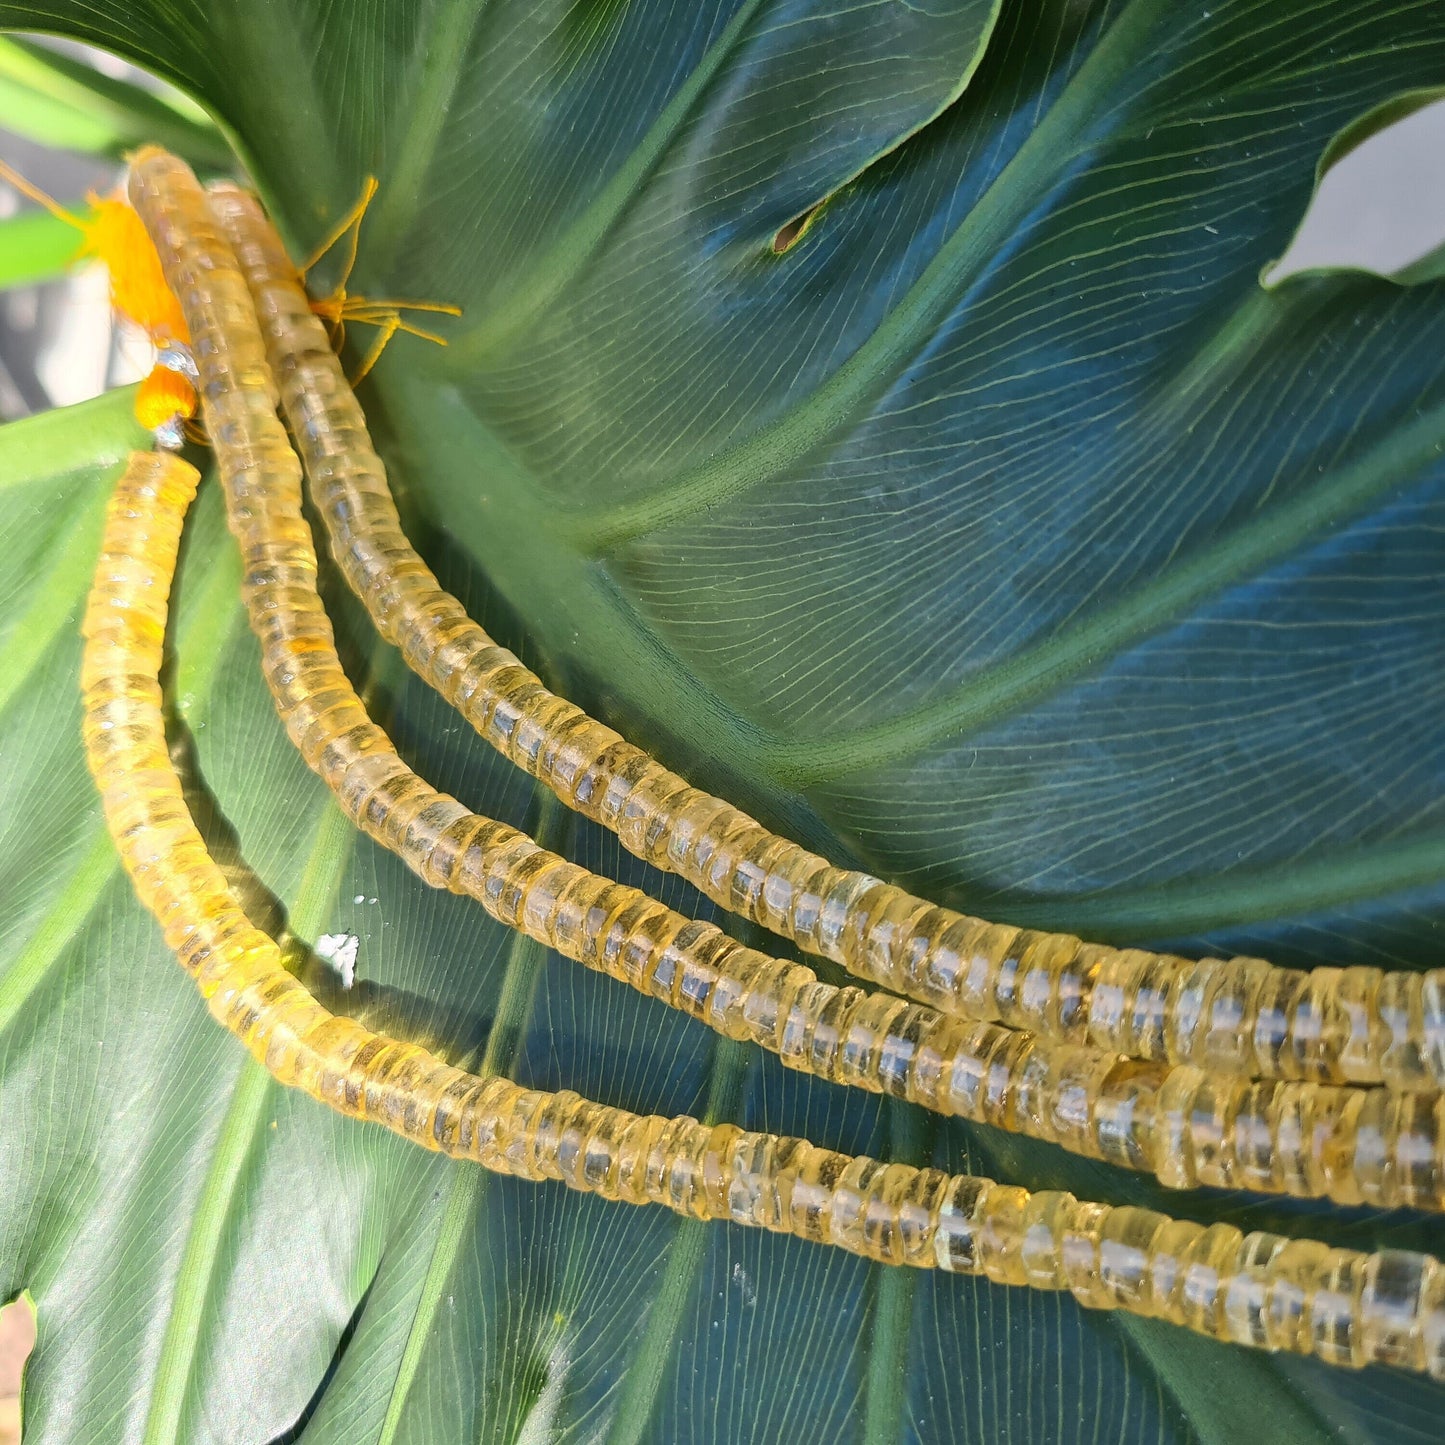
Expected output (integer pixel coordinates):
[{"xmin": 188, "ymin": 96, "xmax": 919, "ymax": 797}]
[
  {"xmin": 121, "ymin": 149, "xmax": 1445, "ymax": 1213},
  {"xmin": 201, "ymin": 175, "xmax": 1444, "ymax": 1094},
  {"xmin": 77, "ymin": 443, "xmax": 1445, "ymax": 1383}
]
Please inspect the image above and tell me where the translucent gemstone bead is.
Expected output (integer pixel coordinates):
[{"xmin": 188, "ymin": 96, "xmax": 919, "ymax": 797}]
[
  {"xmin": 81, "ymin": 334, "xmax": 1445, "ymax": 1383},
  {"xmin": 1360, "ymin": 1250, "xmax": 1436, "ymax": 1371}
]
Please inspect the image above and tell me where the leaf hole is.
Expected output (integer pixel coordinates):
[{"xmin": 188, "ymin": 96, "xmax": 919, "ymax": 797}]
[
  {"xmin": 771, "ymin": 200, "xmax": 826, "ymax": 255},
  {"xmin": 1264, "ymin": 90, "xmax": 1445, "ymax": 287},
  {"xmin": 0, "ymin": 1294, "xmax": 35, "ymax": 1445}
]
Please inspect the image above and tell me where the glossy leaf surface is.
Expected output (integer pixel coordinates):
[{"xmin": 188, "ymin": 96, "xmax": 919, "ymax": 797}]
[{"xmin": 1, "ymin": 2, "xmax": 1444, "ymax": 1442}]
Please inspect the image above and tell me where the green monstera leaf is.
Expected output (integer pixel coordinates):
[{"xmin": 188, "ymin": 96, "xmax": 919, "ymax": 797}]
[{"xmin": 2, "ymin": 1, "xmax": 1445, "ymax": 1441}]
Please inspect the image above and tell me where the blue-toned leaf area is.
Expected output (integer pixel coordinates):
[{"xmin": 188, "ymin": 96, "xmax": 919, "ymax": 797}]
[{"xmin": 0, "ymin": 0, "xmax": 1443, "ymax": 1440}]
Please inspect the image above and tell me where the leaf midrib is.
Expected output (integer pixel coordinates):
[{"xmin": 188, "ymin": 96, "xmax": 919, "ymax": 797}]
[
  {"xmin": 561, "ymin": 0, "xmax": 1172, "ymax": 548},
  {"xmin": 445, "ymin": 0, "xmax": 769, "ymax": 362},
  {"xmin": 141, "ymin": 802, "xmax": 359, "ymax": 1445},
  {"xmin": 374, "ymin": 795, "xmax": 561, "ymax": 1445},
  {"xmin": 991, "ymin": 826, "xmax": 1445, "ymax": 939},
  {"xmin": 364, "ymin": 0, "xmax": 495, "ymax": 272},
  {"xmin": 448, "ymin": 0, "xmax": 1004, "ymax": 365},
  {"xmin": 401, "ymin": 363, "xmax": 1445, "ymax": 881},
  {"xmin": 759, "ymin": 394, "xmax": 1445, "ymax": 784}
]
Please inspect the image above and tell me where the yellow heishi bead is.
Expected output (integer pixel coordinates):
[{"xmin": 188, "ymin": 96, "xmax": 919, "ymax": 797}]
[
  {"xmin": 84, "ymin": 148, "xmax": 1445, "ymax": 1386},
  {"xmin": 202, "ymin": 170, "xmax": 1445, "ymax": 1097}
]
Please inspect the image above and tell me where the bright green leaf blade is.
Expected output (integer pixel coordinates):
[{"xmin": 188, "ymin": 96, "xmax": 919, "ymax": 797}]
[
  {"xmin": 0, "ymin": 205, "xmax": 79, "ymax": 289},
  {"xmin": 0, "ymin": 382, "xmax": 143, "ymax": 489},
  {"xmin": 0, "ymin": 65, "xmax": 121, "ymax": 154},
  {"xmin": 0, "ymin": 36, "xmax": 228, "ymax": 166},
  {"xmin": 2, "ymin": 3, "xmax": 1445, "ymax": 1443}
]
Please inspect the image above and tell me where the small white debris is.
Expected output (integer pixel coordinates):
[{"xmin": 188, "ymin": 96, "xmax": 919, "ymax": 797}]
[
  {"xmin": 731, "ymin": 1261, "xmax": 757, "ymax": 1307},
  {"xmin": 353, "ymin": 894, "xmax": 366, "ymax": 905},
  {"xmin": 315, "ymin": 932, "xmax": 359, "ymax": 989}
]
